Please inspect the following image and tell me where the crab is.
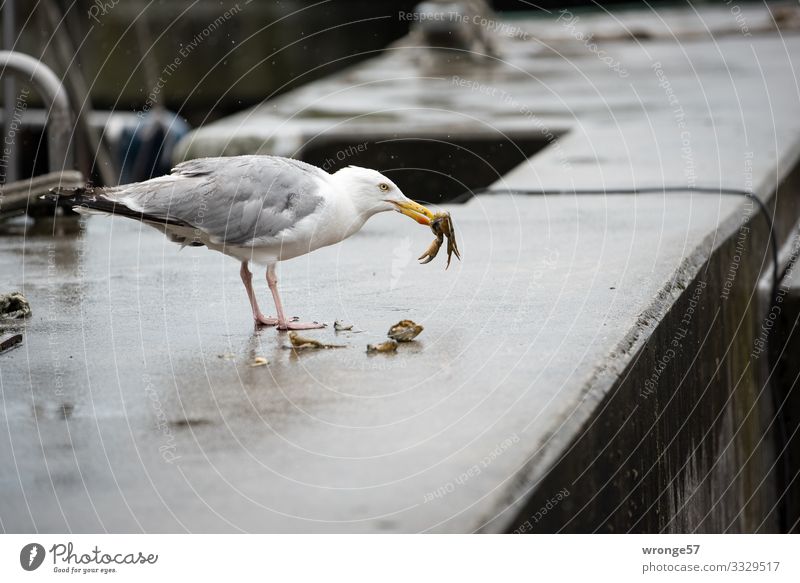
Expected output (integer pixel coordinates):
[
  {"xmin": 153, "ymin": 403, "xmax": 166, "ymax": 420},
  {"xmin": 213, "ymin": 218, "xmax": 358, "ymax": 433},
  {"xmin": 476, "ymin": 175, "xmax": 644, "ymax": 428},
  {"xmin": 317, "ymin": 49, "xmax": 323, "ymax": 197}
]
[{"xmin": 418, "ymin": 211, "xmax": 461, "ymax": 269}]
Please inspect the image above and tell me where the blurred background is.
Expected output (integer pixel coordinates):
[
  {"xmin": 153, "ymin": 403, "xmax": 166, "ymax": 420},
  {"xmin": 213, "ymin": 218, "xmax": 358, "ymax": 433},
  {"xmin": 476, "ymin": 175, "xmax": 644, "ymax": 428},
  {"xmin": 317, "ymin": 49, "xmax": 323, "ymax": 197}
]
[{"xmin": 0, "ymin": 0, "xmax": 729, "ymax": 190}]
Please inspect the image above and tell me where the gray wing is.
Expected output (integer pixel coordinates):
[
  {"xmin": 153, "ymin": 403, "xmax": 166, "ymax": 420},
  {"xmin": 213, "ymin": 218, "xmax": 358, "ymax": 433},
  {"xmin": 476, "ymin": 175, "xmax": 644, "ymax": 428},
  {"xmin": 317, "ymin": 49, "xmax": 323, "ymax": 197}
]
[{"xmin": 109, "ymin": 155, "xmax": 327, "ymax": 246}]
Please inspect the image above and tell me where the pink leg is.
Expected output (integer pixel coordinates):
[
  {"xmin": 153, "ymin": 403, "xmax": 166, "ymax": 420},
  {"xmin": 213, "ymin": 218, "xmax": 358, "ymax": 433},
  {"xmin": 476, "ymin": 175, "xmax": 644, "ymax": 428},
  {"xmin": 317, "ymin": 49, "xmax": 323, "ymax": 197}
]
[
  {"xmin": 266, "ymin": 264, "xmax": 325, "ymax": 330},
  {"xmin": 240, "ymin": 261, "xmax": 278, "ymax": 326}
]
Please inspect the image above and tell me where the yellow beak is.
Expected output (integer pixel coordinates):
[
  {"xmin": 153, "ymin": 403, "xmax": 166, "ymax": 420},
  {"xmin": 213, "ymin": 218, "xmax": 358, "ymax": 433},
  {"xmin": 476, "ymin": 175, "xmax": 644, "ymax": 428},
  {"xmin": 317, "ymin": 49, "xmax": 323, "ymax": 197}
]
[{"xmin": 390, "ymin": 199, "xmax": 435, "ymax": 226}]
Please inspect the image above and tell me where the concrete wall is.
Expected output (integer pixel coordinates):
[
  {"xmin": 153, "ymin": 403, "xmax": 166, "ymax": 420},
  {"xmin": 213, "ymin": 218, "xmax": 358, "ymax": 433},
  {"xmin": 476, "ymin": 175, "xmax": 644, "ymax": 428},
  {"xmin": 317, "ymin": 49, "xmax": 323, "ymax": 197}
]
[{"xmin": 505, "ymin": 168, "xmax": 800, "ymax": 533}]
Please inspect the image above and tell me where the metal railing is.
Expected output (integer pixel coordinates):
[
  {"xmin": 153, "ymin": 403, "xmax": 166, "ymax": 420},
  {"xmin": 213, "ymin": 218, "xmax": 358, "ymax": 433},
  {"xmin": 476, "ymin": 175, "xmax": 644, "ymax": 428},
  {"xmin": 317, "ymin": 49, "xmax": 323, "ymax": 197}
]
[{"xmin": 0, "ymin": 49, "xmax": 73, "ymax": 173}]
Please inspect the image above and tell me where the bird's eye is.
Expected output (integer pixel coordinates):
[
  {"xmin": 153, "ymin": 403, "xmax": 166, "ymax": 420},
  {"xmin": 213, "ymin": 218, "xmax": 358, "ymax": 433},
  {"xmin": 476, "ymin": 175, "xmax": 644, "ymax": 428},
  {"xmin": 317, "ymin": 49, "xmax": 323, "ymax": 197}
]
[{"xmin": 379, "ymin": 183, "xmax": 390, "ymax": 192}]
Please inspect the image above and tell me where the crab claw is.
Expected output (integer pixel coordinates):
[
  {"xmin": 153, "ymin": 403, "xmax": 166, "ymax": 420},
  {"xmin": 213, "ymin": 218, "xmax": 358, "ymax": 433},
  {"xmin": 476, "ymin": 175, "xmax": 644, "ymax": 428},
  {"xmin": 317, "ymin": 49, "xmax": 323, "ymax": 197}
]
[{"xmin": 418, "ymin": 234, "xmax": 444, "ymax": 264}]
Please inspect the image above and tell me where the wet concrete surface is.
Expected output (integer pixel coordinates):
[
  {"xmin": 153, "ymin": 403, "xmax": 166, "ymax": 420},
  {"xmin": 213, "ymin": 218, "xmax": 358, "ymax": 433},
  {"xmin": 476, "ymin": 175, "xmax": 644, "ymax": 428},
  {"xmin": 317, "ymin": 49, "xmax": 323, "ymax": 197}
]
[
  {"xmin": 1, "ymin": 192, "xmax": 742, "ymax": 532},
  {"xmin": 4, "ymin": 3, "xmax": 800, "ymax": 533}
]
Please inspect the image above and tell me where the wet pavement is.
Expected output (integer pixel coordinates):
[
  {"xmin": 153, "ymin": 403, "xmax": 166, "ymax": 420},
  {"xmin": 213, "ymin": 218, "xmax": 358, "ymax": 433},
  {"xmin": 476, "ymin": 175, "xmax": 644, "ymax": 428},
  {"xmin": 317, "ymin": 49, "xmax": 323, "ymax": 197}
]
[
  {"xmin": 1, "ymin": 192, "xmax": 742, "ymax": 532},
  {"xmin": 3, "ymin": 3, "xmax": 800, "ymax": 533}
]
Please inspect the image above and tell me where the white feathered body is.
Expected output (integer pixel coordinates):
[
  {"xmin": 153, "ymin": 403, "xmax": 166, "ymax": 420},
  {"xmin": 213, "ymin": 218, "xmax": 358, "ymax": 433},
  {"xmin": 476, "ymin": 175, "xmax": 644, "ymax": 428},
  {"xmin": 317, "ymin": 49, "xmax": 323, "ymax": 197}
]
[{"xmin": 65, "ymin": 155, "xmax": 382, "ymax": 266}]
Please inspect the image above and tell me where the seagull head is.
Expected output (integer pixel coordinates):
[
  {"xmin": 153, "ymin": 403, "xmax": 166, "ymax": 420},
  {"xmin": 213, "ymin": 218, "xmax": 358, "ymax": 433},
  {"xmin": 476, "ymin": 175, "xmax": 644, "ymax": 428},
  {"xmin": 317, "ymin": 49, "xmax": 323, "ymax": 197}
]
[{"xmin": 333, "ymin": 166, "xmax": 435, "ymax": 226}]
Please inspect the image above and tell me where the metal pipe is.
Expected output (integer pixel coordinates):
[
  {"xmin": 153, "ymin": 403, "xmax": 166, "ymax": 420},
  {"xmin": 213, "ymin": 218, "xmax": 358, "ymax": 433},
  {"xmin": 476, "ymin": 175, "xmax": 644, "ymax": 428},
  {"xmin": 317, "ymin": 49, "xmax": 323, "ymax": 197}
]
[
  {"xmin": 2, "ymin": 0, "xmax": 18, "ymax": 183},
  {"xmin": 0, "ymin": 50, "xmax": 73, "ymax": 172}
]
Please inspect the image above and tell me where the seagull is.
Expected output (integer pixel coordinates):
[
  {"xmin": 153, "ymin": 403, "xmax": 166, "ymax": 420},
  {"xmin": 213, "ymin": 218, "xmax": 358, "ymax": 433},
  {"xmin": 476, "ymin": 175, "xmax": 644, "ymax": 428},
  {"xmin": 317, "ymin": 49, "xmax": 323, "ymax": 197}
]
[{"xmin": 51, "ymin": 155, "xmax": 436, "ymax": 330}]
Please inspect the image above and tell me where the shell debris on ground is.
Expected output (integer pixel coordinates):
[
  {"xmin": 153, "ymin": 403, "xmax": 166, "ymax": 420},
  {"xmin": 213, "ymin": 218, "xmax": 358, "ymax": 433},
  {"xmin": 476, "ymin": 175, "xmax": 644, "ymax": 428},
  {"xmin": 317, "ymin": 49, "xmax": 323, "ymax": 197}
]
[
  {"xmin": 388, "ymin": 319, "xmax": 424, "ymax": 342},
  {"xmin": 0, "ymin": 292, "xmax": 31, "ymax": 319},
  {"xmin": 366, "ymin": 339, "xmax": 399, "ymax": 354},
  {"xmin": 288, "ymin": 332, "xmax": 345, "ymax": 349}
]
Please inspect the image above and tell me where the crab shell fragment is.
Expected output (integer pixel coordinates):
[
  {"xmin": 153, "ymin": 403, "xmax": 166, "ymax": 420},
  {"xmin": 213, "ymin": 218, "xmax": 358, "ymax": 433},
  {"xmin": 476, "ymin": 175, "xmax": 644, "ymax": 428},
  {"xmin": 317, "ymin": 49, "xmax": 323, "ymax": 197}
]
[
  {"xmin": 388, "ymin": 319, "xmax": 424, "ymax": 342},
  {"xmin": 288, "ymin": 331, "xmax": 343, "ymax": 349},
  {"xmin": 366, "ymin": 339, "xmax": 399, "ymax": 353},
  {"xmin": 418, "ymin": 211, "xmax": 461, "ymax": 269}
]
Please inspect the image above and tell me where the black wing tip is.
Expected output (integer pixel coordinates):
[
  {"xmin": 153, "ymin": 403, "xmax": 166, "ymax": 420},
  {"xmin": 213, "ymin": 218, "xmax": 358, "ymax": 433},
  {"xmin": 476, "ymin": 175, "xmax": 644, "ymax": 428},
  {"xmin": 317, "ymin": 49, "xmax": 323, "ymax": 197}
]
[{"xmin": 41, "ymin": 185, "xmax": 85, "ymax": 204}]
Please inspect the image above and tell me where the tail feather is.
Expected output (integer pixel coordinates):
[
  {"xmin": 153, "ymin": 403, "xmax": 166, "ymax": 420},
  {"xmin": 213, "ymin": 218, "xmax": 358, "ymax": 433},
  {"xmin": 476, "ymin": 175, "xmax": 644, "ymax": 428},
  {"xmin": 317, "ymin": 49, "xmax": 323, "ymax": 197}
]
[{"xmin": 47, "ymin": 185, "xmax": 189, "ymax": 228}]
